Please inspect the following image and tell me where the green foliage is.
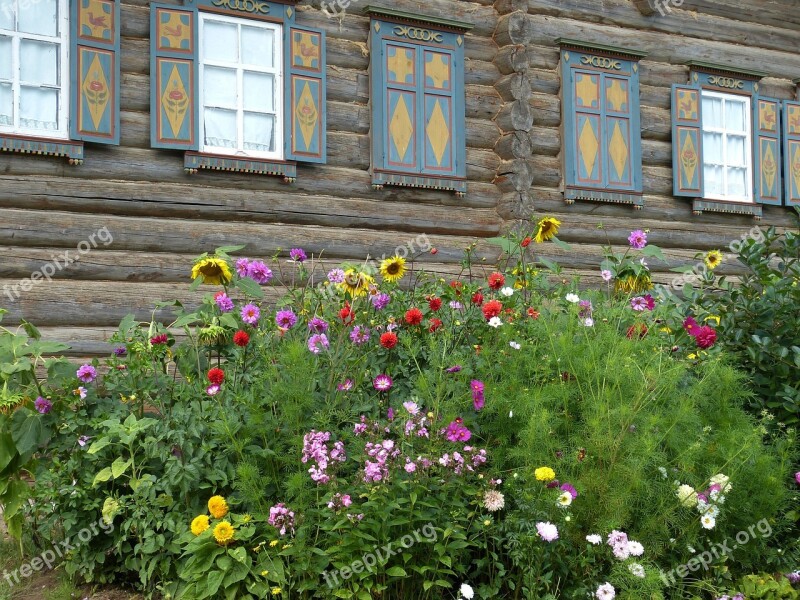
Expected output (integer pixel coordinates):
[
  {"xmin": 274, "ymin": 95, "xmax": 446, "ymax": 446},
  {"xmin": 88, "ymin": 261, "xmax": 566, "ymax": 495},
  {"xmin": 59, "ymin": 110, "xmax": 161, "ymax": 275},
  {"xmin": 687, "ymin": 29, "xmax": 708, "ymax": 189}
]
[{"xmin": 736, "ymin": 574, "xmax": 799, "ymax": 599}]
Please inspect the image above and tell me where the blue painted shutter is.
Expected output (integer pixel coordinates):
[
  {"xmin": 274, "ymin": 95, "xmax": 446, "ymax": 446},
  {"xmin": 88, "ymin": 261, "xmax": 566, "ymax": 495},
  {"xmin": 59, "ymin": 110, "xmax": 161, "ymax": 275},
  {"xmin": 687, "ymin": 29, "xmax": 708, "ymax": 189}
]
[
  {"xmin": 752, "ymin": 96, "xmax": 782, "ymax": 205},
  {"xmin": 784, "ymin": 100, "xmax": 800, "ymax": 207},
  {"xmin": 284, "ymin": 24, "xmax": 327, "ymax": 164},
  {"xmin": 382, "ymin": 40, "xmax": 420, "ymax": 173},
  {"xmin": 70, "ymin": 0, "xmax": 121, "ymax": 144},
  {"xmin": 422, "ymin": 47, "xmax": 457, "ymax": 175},
  {"xmin": 671, "ymin": 84, "xmax": 703, "ymax": 197},
  {"xmin": 604, "ymin": 72, "xmax": 640, "ymax": 192},
  {"xmin": 568, "ymin": 68, "xmax": 603, "ymax": 188},
  {"xmin": 150, "ymin": 5, "xmax": 198, "ymax": 150}
]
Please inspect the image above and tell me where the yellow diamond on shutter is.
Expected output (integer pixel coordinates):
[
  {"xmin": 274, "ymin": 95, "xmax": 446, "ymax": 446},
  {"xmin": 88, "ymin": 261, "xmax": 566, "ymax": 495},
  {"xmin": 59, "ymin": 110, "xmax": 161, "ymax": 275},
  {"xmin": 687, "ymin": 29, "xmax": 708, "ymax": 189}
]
[
  {"xmin": 161, "ymin": 65, "xmax": 189, "ymax": 138},
  {"xmin": 578, "ymin": 119, "xmax": 599, "ymax": 178},
  {"xmin": 295, "ymin": 81, "xmax": 318, "ymax": 151},
  {"xmin": 680, "ymin": 133, "xmax": 698, "ymax": 186},
  {"xmin": 792, "ymin": 146, "xmax": 800, "ymax": 195},
  {"xmin": 426, "ymin": 99, "xmax": 449, "ymax": 166},
  {"xmin": 761, "ymin": 143, "xmax": 777, "ymax": 193},
  {"xmin": 82, "ymin": 53, "xmax": 110, "ymax": 131},
  {"xmin": 390, "ymin": 96, "xmax": 414, "ymax": 161},
  {"xmin": 609, "ymin": 122, "xmax": 629, "ymax": 180}
]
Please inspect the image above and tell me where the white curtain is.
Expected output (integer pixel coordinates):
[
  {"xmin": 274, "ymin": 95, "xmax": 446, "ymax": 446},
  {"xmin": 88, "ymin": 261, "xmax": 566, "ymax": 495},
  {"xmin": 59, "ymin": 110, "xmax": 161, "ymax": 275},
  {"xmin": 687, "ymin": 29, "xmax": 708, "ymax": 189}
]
[
  {"xmin": 19, "ymin": 40, "xmax": 59, "ymax": 130},
  {"xmin": 204, "ymin": 108, "xmax": 237, "ymax": 149},
  {"xmin": 0, "ymin": 36, "xmax": 10, "ymax": 124},
  {"xmin": 243, "ymin": 112, "xmax": 274, "ymax": 152},
  {"xmin": 0, "ymin": 9, "xmax": 13, "ymax": 31},
  {"xmin": 241, "ymin": 26, "xmax": 274, "ymax": 69},
  {"xmin": 19, "ymin": 0, "xmax": 58, "ymax": 37},
  {"xmin": 0, "ymin": 83, "xmax": 11, "ymax": 125}
]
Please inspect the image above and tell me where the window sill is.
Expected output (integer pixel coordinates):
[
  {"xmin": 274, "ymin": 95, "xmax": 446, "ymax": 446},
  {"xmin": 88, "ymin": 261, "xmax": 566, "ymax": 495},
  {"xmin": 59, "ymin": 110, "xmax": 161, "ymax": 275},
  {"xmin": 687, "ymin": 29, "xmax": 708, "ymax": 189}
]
[
  {"xmin": 692, "ymin": 198, "xmax": 762, "ymax": 220},
  {"xmin": 564, "ymin": 187, "xmax": 643, "ymax": 208},
  {"xmin": 184, "ymin": 152, "xmax": 298, "ymax": 182},
  {"xmin": 371, "ymin": 170, "xmax": 467, "ymax": 197},
  {"xmin": 0, "ymin": 133, "xmax": 84, "ymax": 164}
]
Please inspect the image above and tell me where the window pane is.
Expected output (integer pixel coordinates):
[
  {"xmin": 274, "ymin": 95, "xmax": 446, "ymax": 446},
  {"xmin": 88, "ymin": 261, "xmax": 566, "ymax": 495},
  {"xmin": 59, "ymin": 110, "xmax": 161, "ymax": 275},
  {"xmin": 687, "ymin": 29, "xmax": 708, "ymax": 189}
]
[
  {"xmin": 203, "ymin": 66, "xmax": 237, "ymax": 108},
  {"xmin": 0, "ymin": 36, "xmax": 11, "ymax": 80},
  {"xmin": 204, "ymin": 107, "xmax": 237, "ymax": 149},
  {"xmin": 703, "ymin": 132, "xmax": 723, "ymax": 165},
  {"xmin": 241, "ymin": 26, "xmax": 274, "ymax": 68},
  {"xmin": 203, "ymin": 20, "xmax": 237, "ymax": 63},
  {"xmin": 243, "ymin": 112, "xmax": 274, "ymax": 152},
  {"xmin": 704, "ymin": 164, "xmax": 724, "ymax": 196},
  {"xmin": 19, "ymin": 0, "xmax": 58, "ymax": 37},
  {"xmin": 243, "ymin": 72, "xmax": 274, "ymax": 112},
  {"xmin": 726, "ymin": 99, "xmax": 747, "ymax": 133},
  {"xmin": 0, "ymin": 8, "xmax": 13, "ymax": 32},
  {"xmin": 0, "ymin": 82, "xmax": 12, "ymax": 126},
  {"xmin": 727, "ymin": 167, "xmax": 747, "ymax": 198},
  {"xmin": 702, "ymin": 96, "xmax": 723, "ymax": 128},
  {"xmin": 20, "ymin": 86, "xmax": 58, "ymax": 130},
  {"xmin": 727, "ymin": 134, "xmax": 747, "ymax": 167},
  {"xmin": 20, "ymin": 40, "xmax": 59, "ymax": 86}
]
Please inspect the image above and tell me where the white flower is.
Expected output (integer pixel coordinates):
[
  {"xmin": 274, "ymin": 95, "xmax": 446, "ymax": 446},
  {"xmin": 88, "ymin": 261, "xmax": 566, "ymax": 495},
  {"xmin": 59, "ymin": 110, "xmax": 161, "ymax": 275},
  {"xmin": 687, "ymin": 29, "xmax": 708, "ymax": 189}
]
[
  {"xmin": 500, "ymin": 286, "xmax": 514, "ymax": 297},
  {"xmin": 676, "ymin": 484, "xmax": 698, "ymax": 507},
  {"xmin": 628, "ymin": 562, "xmax": 646, "ymax": 578},
  {"xmin": 595, "ymin": 582, "xmax": 616, "ymax": 600},
  {"xmin": 458, "ymin": 583, "xmax": 474, "ymax": 599},
  {"xmin": 509, "ymin": 341, "xmax": 521, "ymax": 350},
  {"xmin": 628, "ymin": 540, "xmax": 644, "ymax": 556},
  {"xmin": 640, "ymin": 257, "xmax": 648, "ymax": 267},
  {"xmin": 483, "ymin": 490, "xmax": 505, "ymax": 512},
  {"xmin": 687, "ymin": 545, "xmax": 696, "ymax": 553},
  {"xmin": 586, "ymin": 534, "xmax": 602, "ymax": 545},
  {"xmin": 583, "ymin": 317, "xmax": 594, "ymax": 327},
  {"xmin": 565, "ymin": 293, "xmax": 580, "ymax": 303},
  {"xmin": 701, "ymin": 514, "xmax": 716, "ymax": 529},
  {"xmin": 710, "ymin": 473, "xmax": 732, "ymax": 493},
  {"xmin": 556, "ymin": 491, "xmax": 573, "ymax": 507},
  {"xmin": 700, "ymin": 503, "xmax": 719, "ymax": 518},
  {"xmin": 658, "ymin": 467, "xmax": 668, "ymax": 478},
  {"xmin": 509, "ymin": 410, "xmax": 513, "ymax": 418},
  {"xmin": 488, "ymin": 317, "xmax": 502, "ymax": 328}
]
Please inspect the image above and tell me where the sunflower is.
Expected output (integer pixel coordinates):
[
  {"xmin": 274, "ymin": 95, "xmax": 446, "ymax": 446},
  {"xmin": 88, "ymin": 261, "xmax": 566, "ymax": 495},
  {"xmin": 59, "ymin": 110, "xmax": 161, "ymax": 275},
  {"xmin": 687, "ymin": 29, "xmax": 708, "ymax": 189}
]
[
  {"xmin": 191, "ymin": 257, "xmax": 233, "ymax": 285},
  {"xmin": 704, "ymin": 250, "xmax": 723, "ymax": 270},
  {"xmin": 614, "ymin": 273, "xmax": 653, "ymax": 295},
  {"xmin": 208, "ymin": 495, "xmax": 229, "ymax": 519},
  {"xmin": 213, "ymin": 521, "xmax": 235, "ymax": 545},
  {"xmin": 379, "ymin": 256, "xmax": 407, "ymax": 283},
  {"xmin": 338, "ymin": 269, "xmax": 375, "ymax": 297},
  {"xmin": 533, "ymin": 217, "xmax": 561, "ymax": 243},
  {"xmin": 191, "ymin": 515, "xmax": 210, "ymax": 536}
]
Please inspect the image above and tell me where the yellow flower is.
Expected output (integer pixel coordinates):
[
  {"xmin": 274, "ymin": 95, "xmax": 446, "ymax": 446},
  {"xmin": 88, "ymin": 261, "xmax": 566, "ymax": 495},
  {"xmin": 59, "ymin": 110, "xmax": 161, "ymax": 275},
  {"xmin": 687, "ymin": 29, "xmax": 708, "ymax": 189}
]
[
  {"xmin": 704, "ymin": 250, "xmax": 723, "ymax": 270},
  {"xmin": 687, "ymin": 353, "xmax": 697, "ymax": 360},
  {"xmin": 269, "ymin": 540, "xmax": 279, "ymax": 548},
  {"xmin": 483, "ymin": 519, "xmax": 491, "ymax": 526},
  {"xmin": 338, "ymin": 269, "xmax": 375, "ymax": 297},
  {"xmin": 659, "ymin": 327, "xmax": 673, "ymax": 334},
  {"xmin": 191, "ymin": 257, "xmax": 232, "ymax": 285},
  {"xmin": 614, "ymin": 273, "xmax": 653, "ymax": 294},
  {"xmin": 261, "ymin": 570, "xmax": 269, "ymax": 577},
  {"xmin": 191, "ymin": 515, "xmax": 210, "ymax": 536},
  {"xmin": 535, "ymin": 466, "xmax": 556, "ymax": 482},
  {"xmin": 208, "ymin": 495, "xmax": 229, "ymax": 519},
  {"xmin": 379, "ymin": 256, "xmax": 407, "ymax": 284},
  {"xmin": 213, "ymin": 521, "xmax": 235, "ymax": 545},
  {"xmin": 241, "ymin": 514, "xmax": 252, "ymax": 523},
  {"xmin": 705, "ymin": 315, "xmax": 720, "ymax": 326},
  {"xmin": 271, "ymin": 588, "xmax": 282, "ymax": 596},
  {"xmin": 534, "ymin": 216, "xmax": 561, "ymax": 243}
]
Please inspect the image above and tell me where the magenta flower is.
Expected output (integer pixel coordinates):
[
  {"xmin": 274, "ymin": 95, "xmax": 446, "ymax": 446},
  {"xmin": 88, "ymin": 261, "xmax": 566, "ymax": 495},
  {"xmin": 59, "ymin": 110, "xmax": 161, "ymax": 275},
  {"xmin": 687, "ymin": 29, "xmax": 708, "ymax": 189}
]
[
  {"xmin": 289, "ymin": 248, "xmax": 307, "ymax": 263},
  {"xmin": 206, "ymin": 384, "xmax": 220, "ymax": 396},
  {"xmin": 338, "ymin": 379, "xmax": 354, "ymax": 392},
  {"xmin": 76, "ymin": 364, "xmax": 97, "ymax": 383},
  {"xmin": 630, "ymin": 296, "xmax": 647, "ymax": 311},
  {"xmin": 560, "ymin": 483, "xmax": 578, "ymax": 499},
  {"xmin": 683, "ymin": 316, "xmax": 701, "ymax": 336},
  {"xmin": 795, "ymin": 472, "xmax": 800, "ymax": 485},
  {"xmin": 445, "ymin": 365, "xmax": 462, "ymax": 373},
  {"xmin": 536, "ymin": 521, "xmax": 559, "ymax": 542},
  {"xmin": 308, "ymin": 317, "xmax": 329, "ymax": 333},
  {"xmin": 445, "ymin": 419, "xmax": 471, "ymax": 442},
  {"xmin": 373, "ymin": 374, "xmax": 392, "ymax": 391},
  {"xmin": 275, "ymin": 309, "xmax": 297, "ymax": 329},
  {"xmin": 268, "ymin": 503, "xmax": 296, "ymax": 536},
  {"xmin": 308, "ymin": 333, "xmax": 330, "ymax": 354},
  {"xmin": 241, "ymin": 303, "xmax": 261, "ymax": 325},
  {"xmin": 235, "ymin": 258, "xmax": 250, "ymax": 277},
  {"xmin": 246, "ymin": 260, "xmax": 273, "ymax": 284},
  {"xmin": 644, "ymin": 294, "xmax": 656, "ymax": 310},
  {"xmin": 628, "ymin": 229, "xmax": 647, "ymax": 249},
  {"xmin": 34, "ymin": 397, "xmax": 52, "ymax": 414},
  {"xmin": 215, "ymin": 292, "xmax": 234, "ymax": 313},
  {"xmin": 471, "ymin": 379, "xmax": 485, "ymax": 411},
  {"xmin": 349, "ymin": 325, "xmax": 371, "ymax": 345}
]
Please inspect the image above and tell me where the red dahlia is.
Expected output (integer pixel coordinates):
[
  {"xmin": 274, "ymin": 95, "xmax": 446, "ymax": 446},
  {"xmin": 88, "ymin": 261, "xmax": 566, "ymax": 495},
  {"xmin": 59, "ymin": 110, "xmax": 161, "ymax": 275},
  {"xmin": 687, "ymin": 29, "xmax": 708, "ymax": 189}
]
[
  {"xmin": 208, "ymin": 367, "xmax": 225, "ymax": 385},
  {"xmin": 233, "ymin": 330, "xmax": 250, "ymax": 347},
  {"xmin": 482, "ymin": 299, "xmax": 502, "ymax": 320},
  {"xmin": 488, "ymin": 272, "xmax": 505, "ymax": 290},
  {"xmin": 428, "ymin": 297, "xmax": 442, "ymax": 312},
  {"xmin": 380, "ymin": 332, "xmax": 398, "ymax": 349},
  {"xmin": 695, "ymin": 326, "xmax": 717, "ymax": 349},
  {"xmin": 428, "ymin": 318, "xmax": 443, "ymax": 333},
  {"xmin": 521, "ymin": 237, "xmax": 532, "ymax": 248},
  {"xmin": 339, "ymin": 302, "xmax": 355, "ymax": 324},
  {"xmin": 405, "ymin": 308, "xmax": 423, "ymax": 326},
  {"xmin": 471, "ymin": 291, "xmax": 484, "ymax": 306},
  {"xmin": 150, "ymin": 333, "xmax": 168, "ymax": 345}
]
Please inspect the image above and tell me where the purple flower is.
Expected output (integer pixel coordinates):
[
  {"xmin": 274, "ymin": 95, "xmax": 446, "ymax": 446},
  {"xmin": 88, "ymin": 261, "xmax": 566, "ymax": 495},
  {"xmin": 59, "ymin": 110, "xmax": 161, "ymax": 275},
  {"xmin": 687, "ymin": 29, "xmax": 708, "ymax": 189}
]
[
  {"xmin": 387, "ymin": 407, "xmax": 395, "ymax": 421},
  {"xmin": 34, "ymin": 397, "xmax": 52, "ymax": 414},
  {"xmin": 246, "ymin": 260, "xmax": 273, "ymax": 284},
  {"xmin": 308, "ymin": 317, "xmax": 329, "ymax": 333},
  {"xmin": 786, "ymin": 571, "xmax": 800, "ymax": 584},
  {"xmin": 349, "ymin": 325, "xmax": 371, "ymax": 345},
  {"xmin": 471, "ymin": 380, "xmax": 485, "ymax": 411},
  {"xmin": 215, "ymin": 292, "xmax": 234, "ymax": 313},
  {"xmin": 601, "ymin": 269, "xmax": 613, "ymax": 282},
  {"xmin": 241, "ymin": 303, "xmax": 261, "ymax": 325},
  {"xmin": 308, "ymin": 333, "xmax": 329, "ymax": 354},
  {"xmin": 628, "ymin": 229, "xmax": 648, "ymax": 249},
  {"xmin": 373, "ymin": 374, "xmax": 392, "ymax": 391},
  {"xmin": 371, "ymin": 292, "xmax": 391, "ymax": 310},
  {"xmin": 536, "ymin": 521, "xmax": 559, "ymax": 542},
  {"xmin": 449, "ymin": 301, "xmax": 464, "ymax": 310},
  {"xmin": 338, "ymin": 379, "xmax": 354, "ymax": 392},
  {"xmin": 78, "ymin": 435, "xmax": 91, "ymax": 447},
  {"xmin": 113, "ymin": 347, "xmax": 127, "ymax": 357},
  {"xmin": 235, "ymin": 258, "xmax": 250, "ymax": 277},
  {"xmin": 579, "ymin": 299, "xmax": 593, "ymax": 318},
  {"xmin": 289, "ymin": 248, "xmax": 307, "ymax": 263},
  {"xmin": 795, "ymin": 472, "xmax": 800, "ymax": 485},
  {"xmin": 275, "ymin": 309, "xmax": 297, "ymax": 329},
  {"xmin": 268, "ymin": 503, "xmax": 296, "ymax": 536},
  {"xmin": 403, "ymin": 401, "xmax": 419, "ymax": 416},
  {"xmin": 631, "ymin": 296, "xmax": 647, "ymax": 311},
  {"xmin": 560, "ymin": 483, "xmax": 578, "ymax": 499},
  {"xmin": 76, "ymin": 387, "xmax": 87, "ymax": 399},
  {"xmin": 206, "ymin": 384, "xmax": 220, "ymax": 396},
  {"xmin": 445, "ymin": 365, "xmax": 462, "ymax": 373},
  {"xmin": 76, "ymin": 364, "xmax": 97, "ymax": 383},
  {"xmin": 327, "ymin": 268, "xmax": 345, "ymax": 284}
]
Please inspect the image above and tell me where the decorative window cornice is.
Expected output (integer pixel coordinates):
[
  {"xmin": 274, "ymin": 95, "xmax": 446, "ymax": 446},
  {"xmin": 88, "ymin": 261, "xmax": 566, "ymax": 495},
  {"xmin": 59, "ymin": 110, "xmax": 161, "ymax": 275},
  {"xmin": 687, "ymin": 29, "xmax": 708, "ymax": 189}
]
[
  {"xmin": 686, "ymin": 61, "xmax": 767, "ymax": 82},
  {"xmin": 364, "ymin": 6, "xmax": 473, "ymax": 33},
  {"xmin": 556, "ymin": 38, "xmax": 647, "ymax": 62}
]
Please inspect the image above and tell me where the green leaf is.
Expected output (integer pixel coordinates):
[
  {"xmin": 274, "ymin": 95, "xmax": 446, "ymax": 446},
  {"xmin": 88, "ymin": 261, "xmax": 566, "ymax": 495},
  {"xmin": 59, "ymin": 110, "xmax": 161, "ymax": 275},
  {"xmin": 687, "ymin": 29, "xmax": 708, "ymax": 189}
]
[
  {"xmin": 11, "ymin": 409, "xmax": 43, "ymax": 455},
  {"xmin": 0, "ymin": 433, "xmax": 16, "ymax": 472},
  {"xmin": 27, "ymin": 341, "xmax": 70, "ymax": 356},
  {"xmin": 214, "ymin": 245, "xmax": 246, "ymax": 255},
  {"xmin": 641, "ymin": 244, "xmax": 667, "ymax": 262},
  {"xmin": 87, "ymin": 438, "xmax": 111, "ymax": 455},
  {"xmin": 20, "ymin": 320, "xmax": 41, "ymax": 340},
  {"xmin": 93, "ymin": 467, "xmax": 113, "ymax": 486},
  {"xmin": 484, "ymin": 237, "xmax": 517, "ymax": 255},
  {"xmin": 118, "ymin": 314, "xmax": 137, "ymax": 336},
  {"xmin": 173, "ymin": 313, "xmax": 200, "ymax": 328},
  {"xmin": 111, "ymin": 457, "xmax": 132, "ymax": 479},
  {"xmin": 386, "ymin": 567, "xmax": 407, "ymax": 577},
  {"xmin": 551, "ymin": 236, "xmax": 572, "ymax": 251},
  {"xmin": 235, "ymin": 277, "xmax": 264, "ymax": 299}
]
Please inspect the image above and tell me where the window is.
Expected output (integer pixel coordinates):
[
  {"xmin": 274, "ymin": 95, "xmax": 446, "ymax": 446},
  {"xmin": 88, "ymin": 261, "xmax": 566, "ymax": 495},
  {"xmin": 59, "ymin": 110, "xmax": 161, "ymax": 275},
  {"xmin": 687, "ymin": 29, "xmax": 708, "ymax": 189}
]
[
  {"xmin": 558, "ymin": 39, "xmax": 646, "ymax": 207},
  {"xmin": 367, "ymin": 7, "xmax": 471, "ymax": 196},
  {"xmin": 199, "ymin": 13, "xmax": 282, "ymax": 160},
  {"xmin": 151, "ymin": 1, "xmax": 327, "ymax": 180},
  {"xmin": 700, "ymin": 91, "xmax": 752, "ymax": 202},
  {"xmin": 0, "ymin": 0, "xmax": 69, "ymax": 138}
]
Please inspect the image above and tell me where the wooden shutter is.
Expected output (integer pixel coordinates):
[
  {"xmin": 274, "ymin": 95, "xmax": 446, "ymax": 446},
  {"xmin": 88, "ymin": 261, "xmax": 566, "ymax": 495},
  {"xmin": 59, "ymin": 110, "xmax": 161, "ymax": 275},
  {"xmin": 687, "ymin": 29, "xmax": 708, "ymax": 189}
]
[
  {"xmin": 70, "ymin": 0, "xmax": 121, "ymax": 144},
  {"xmin": 671, "ymin": 84, "xmax": 703, "ymax": 197},
  {"xmin": 603, "ymin": 73, "xmax": 640, "ymax": 192},
  {"xmin": 150, "ymin": 5, "xmax": 198, "ymax": 150},
  {"xmin": 752, "ymin": 96, "xmax": 782, "ymax": 205},
  {"xmin": 568, "ymin": 69, "xmax": 603, "ymax": 188},
  {"xmin": 783, "ymin": 100, "xmax": 800, "ymax": 206},
  {"xmin": 284, "ymin": 24, "xmax": 326, "ymax": 164}
]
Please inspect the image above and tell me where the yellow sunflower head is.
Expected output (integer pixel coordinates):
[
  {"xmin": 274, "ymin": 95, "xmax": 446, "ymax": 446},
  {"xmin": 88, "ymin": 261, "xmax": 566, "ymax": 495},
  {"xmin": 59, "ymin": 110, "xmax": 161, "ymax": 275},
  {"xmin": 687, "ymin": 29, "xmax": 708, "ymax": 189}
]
[
  {"xmin": 534, "ymin": 217, "xmax": 562, "ymax": 243},
  {"xmin": 704, "ymin": 250, "xmax": 723, "ymax": 270},
  {"xmin": 208, "ymin": 495, "xmax": 229, "ymax": 519},
  {"xmin": 379, "ymin": 256, "xmax": 407, "ymax": 284},
  {"xmin": 213, "ymin": 521, "xmax": 235, "ymax": 545},
  {"xmin": 191, "ymin": 257, "xmax": 233, "ymax": 286},
  {"xmin": 191, "ymin": 515, "xmax": 210, "ymax": 536},
  {"xmin": 338, "ymin": 269, "xmax": 375, "ymax": 297},
  {"xmin": 614, "ymin": 273, "xmax": 653, "ymax": 295}
]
